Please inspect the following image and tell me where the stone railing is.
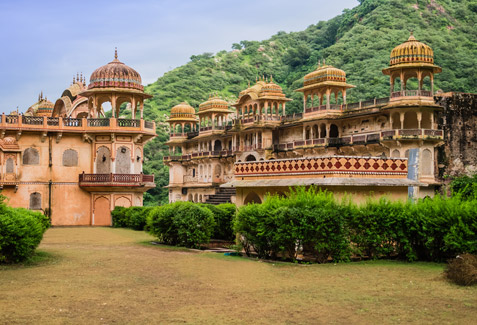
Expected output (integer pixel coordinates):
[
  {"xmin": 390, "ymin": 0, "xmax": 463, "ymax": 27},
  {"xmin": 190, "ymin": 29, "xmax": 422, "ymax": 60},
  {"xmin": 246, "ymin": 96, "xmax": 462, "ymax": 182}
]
[
  {"xmin": 273, "ymin": 129, "xmax": 442, "ymax": 151},
  {"xmin": 79, "ymin": 173, "xmax": 155, "ymax": 185},
  {"xmin": 1, "ymin": 115, "xmax": 156, "ymax": 134},
  {"xmin": 163, "ymin": 150, "xmax": 234, "ymax": 162},
  {"xmin": 391, "ymin": 90, "xmax": 433, "ymax": 98},
  {"xmin": 235, "ymin": 156, "xmax": 408, "ymax": 177}
]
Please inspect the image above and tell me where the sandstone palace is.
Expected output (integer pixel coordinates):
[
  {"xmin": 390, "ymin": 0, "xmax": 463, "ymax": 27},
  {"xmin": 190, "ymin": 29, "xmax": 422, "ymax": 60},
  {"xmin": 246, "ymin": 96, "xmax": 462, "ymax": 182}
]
[
  {"xmin": 164, "ymin": 34, "xmax": 477, "ymax": 206},
  {"xmin": 0, "ymin": 50, "xmax": 156, "ymax": 225}
]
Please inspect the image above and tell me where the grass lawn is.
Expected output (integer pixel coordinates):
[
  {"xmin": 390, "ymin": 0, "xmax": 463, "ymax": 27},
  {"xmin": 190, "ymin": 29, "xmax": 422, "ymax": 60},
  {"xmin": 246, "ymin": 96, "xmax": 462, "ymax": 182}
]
[{"xmin": 1, "ymin": 227, "xmax": 476, "ymax": 324}]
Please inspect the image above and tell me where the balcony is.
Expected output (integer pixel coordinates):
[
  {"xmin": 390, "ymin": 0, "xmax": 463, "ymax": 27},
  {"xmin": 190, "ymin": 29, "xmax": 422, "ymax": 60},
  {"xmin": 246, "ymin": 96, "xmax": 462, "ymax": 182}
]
[
  {"xmin": 78, "ymin": 173, "xmax": 155, "ymax": 192},
  {"xmin": 273, "ymin": 129, "xmax": 443, "ymax": 152},
  {"xmin": 1, "ymin": 115, "xmax": 156, "ymax": 135},
  {"xmin": 163, "ymin": 150, "xmax": 234, "ymax": 162}
]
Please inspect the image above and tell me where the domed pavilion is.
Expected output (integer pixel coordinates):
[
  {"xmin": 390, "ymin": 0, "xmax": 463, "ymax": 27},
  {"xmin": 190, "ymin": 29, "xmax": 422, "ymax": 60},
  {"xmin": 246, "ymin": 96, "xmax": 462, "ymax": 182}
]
[
  {"xmin": 382, "ymin": 33, "xmax": 441, "ymax": 100},
  {"xmin": 80, "ymin": 49, "xmax": 152, "ymax": 118}
]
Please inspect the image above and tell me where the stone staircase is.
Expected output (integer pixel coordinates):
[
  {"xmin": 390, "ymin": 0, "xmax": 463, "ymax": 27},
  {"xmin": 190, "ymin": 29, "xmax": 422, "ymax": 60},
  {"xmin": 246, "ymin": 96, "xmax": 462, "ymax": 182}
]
[{"xmin": 205, "ymin": 187, "xmax": 236, "ymax": 205}]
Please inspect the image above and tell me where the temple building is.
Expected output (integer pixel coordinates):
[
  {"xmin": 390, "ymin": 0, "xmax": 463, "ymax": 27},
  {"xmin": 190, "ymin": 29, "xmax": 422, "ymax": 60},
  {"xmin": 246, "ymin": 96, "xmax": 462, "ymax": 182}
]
[
  {"xmin": 164, "ymin": 34, "xmax": 446, "ymax": 205},
  {"xmin": 0, "ymin": 51, "xmax": 156, "ymax": 225}
]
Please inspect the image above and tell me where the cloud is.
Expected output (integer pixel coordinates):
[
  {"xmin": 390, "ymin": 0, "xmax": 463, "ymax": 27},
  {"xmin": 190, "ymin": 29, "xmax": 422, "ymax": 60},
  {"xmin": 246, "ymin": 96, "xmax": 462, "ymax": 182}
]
[{"xmin": 0, "ymin": 0, "xmax": 358, "ymax": 112}]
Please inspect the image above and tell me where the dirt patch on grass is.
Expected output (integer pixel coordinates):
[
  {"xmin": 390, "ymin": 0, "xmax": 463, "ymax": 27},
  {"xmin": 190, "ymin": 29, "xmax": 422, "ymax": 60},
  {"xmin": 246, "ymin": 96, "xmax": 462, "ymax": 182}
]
[{"xmin": 1, "ymin": 227, "xmax": 476, "ymax": 324}]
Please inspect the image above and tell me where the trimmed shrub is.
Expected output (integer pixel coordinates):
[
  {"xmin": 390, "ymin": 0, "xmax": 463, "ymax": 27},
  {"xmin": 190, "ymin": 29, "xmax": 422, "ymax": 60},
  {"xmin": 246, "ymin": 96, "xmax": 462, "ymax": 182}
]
[
  {"xmin": 234, "ymin": 187, "xmax": 351, "ymax": 262},
  {"xmin": 112, "ymin": 206, "xmax": 153, "ymax": 230},
  {"xmin": 111, "ymin": 206, "xmax": 128, "ymax": 228},
  {"xmin": 147, "ymin": 201, "xmax": 215, "ymax": 248},
  {"xmin": 0, "ymin": 204, "xmax": 50, "ymax": 264},
  {"xmin": 201, "ymin": 203, "xmax": 236, "ymax": 240},
  {"xmin": 445, "ymin": 254, "xmax": 477, "ymax": 286}
]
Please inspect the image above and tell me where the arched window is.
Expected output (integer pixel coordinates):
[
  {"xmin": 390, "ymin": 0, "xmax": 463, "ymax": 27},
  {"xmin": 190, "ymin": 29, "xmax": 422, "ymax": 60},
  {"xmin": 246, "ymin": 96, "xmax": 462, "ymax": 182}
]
[
  {"xmin": 62, "ymin": 149, "xmax": 78, "ymax": 166},
  {"xmin": 421, "ymin": 149, "xmax": 433, "ymax": 176},
  {"xmin": 391, "ymin": 149, "xmax": 400, "ymax": 158},
  {"xmin": 245, "ymin": 155, "xmax": 256, "ymax": 161},
  {"xmin": 96, "ymin": 147, "xmax": 111, "ymax": 173},
  {"xmin": 29, "ymin": 192, "xmax": 41, "ymax": 210},
  {"xmin": 23, "ymin": 148, "xmax": 39, "ymax": 165},
  {"xmin": 404, "ymin": 111, "xmax": 418, "ymax": 129},
  {"xmin": 6, "ymin": 158, "xmax": 14, "ymax": 173},
  {"xmin": 116, "ymin": 146, "xmax": 131, "ymax": 174}
]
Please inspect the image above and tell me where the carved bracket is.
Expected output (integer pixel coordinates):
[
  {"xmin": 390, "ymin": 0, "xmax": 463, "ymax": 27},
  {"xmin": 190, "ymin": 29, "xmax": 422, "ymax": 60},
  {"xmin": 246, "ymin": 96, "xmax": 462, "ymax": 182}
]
[
  {"xmin": 83, "ymin": 133, "xmax": 93, "ymax": 143},
  {"xmin": 15, "ymin": 131, "xmax": 21, "ymax": 141},
  {"xmin": 56, "ymin": 132, "xmax": 63, "ymax": 143},
  {"xmin": 41, "ymin": 132, "xmax": 47, "ymax": 143}
]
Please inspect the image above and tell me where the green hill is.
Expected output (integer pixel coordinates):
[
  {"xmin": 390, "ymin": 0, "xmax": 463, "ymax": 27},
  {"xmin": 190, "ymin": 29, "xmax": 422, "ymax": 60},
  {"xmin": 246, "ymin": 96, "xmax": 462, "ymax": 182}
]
[{"xmin": 141, "ymin": 0, "xmax": 477, "ymax": 205}]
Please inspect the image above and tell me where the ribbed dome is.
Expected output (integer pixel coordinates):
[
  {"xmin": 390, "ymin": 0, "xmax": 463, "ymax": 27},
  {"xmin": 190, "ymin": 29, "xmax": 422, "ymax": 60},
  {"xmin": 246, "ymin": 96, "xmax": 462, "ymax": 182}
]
[
  {"xmin": 303, "ymin": 64, "xmax": 346, "ymax": 87},
  {"xmin": 88, "ymin": 50, "xmax": 143, "ymax": 91},
  {"xmin": 390, "ymin": 34, "xmax": 434, "ymax": 66},
  {"xmin": 170, "ymin": 102, "xmax": 195, "ymax": 116},
  {"xmin": 199, "ymin": 95, "xmax": 229, "ymax": 112},
  {"xmin": 259, "ymin": 78, "xmax": 286, "ymax": 98}
]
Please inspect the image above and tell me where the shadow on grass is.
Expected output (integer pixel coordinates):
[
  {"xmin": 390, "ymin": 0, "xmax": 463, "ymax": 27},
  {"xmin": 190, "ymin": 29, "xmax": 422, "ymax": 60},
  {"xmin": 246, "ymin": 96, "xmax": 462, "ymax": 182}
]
[
  {"xmin": 0, "ymin": 250, "xmax": 61, "ymax": 270},
  {"xmin": 136, "ymin": 240, "xmax": 198, "ymax": 253}
]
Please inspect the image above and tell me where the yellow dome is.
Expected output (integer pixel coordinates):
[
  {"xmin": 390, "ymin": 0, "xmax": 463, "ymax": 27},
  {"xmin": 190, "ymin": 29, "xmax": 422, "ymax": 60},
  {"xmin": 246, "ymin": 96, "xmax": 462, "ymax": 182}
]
[
  {"xmin": 390, "ymin": 34, "xmax": 434, "ymax": 66},
  {"xmin": 259, "ymin": 78, "xmax": 286, "ymax": 98},
  {"xmin": 199, "ymin": 95, "xmax": 229, "ymax": 112},
  {"xmin": 170, "ymin": 102, "xmax": 196, "ymax": 116},
  {"xmin": 303, "ymin": 64, "xmax": 347, "ymax": 87}
]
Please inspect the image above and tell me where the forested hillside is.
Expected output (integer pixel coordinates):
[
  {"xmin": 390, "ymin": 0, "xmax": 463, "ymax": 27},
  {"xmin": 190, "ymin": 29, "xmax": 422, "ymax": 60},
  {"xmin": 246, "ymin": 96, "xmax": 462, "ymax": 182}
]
[{"xmin": 141, "ymin": 0, "xmax": 477, "ymax": 205}]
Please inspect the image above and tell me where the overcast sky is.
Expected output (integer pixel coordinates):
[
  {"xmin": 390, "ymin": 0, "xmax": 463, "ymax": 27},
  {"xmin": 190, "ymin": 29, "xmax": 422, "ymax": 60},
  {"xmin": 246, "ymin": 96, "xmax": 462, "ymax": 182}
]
[{"xmin": 0, "ymin": 0, "xmax": 358, "ymax": 113}]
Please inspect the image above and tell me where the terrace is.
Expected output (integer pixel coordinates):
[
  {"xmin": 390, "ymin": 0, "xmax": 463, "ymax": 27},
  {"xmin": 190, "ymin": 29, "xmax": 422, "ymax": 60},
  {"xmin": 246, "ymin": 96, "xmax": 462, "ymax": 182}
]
[{"xmin": 0, "ymin": 114, "xmax": 156, "ymax": 135}]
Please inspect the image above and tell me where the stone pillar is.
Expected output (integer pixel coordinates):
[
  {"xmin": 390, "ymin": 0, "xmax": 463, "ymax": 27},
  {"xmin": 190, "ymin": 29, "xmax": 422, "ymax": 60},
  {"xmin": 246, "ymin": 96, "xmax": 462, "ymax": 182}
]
[
  {"xmin": 400, "ymin": 112, "xmax": 405, "ymax": 129},
  {"xmin": 326, "ymin": 90, "xmax": 331, "ymax": 110},
  {"xmin": 282, "ymin": 102, "xmax": 286, "ymax": 116},
  {"xmin": 417, "ymin": 111, "xmax": 422, "ymax": 129}
]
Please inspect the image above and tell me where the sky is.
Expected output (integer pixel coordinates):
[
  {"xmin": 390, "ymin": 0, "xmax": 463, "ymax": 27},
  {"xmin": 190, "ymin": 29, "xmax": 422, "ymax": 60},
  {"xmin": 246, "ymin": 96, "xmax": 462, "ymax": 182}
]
[{"xmin": 0, "ymin": 0, "xmax": 358, "ymax": 113}]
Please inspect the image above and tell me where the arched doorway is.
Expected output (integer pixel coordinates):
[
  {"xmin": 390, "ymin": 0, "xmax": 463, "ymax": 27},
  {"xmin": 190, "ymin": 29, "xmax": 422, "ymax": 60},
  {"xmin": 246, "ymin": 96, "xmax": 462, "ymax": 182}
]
[
  {"xmin": 244, "ymin": 192, "xmax": 262, "ymax": 205},
  {"xmin": 94, "ymin": 196, "xmax": 111, "ymax": 226},
  {"xmin": 214, "ymin": 140, "xmax": 222, "ymax": 151},
  {"xmin": 329, "ymin": 124, "xmax": 339, "ymax": 138}
]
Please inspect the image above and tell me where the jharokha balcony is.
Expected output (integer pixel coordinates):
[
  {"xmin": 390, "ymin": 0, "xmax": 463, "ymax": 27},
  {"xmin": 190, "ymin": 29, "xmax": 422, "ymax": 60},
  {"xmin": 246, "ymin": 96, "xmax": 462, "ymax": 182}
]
[{"xmin": 79, "ymin": 173, "xmax": 155, "ymax": 192}]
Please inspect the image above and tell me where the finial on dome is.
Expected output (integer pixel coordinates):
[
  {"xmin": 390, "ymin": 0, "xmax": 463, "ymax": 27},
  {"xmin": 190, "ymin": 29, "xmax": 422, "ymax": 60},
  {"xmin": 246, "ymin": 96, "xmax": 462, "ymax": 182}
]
[
  {"xmin": 248, "ymin": 80, "xmax": 250, "ymax": 87},
  {"xmin": 270, "ymin": 75, "xmax": 273, "ymax": 82},
  {"xmin": 318, "ymin": 59, "xmax": 321, "ymax": 67},
  {"xmin": 323, "ymin": 58, "xmax": 326, "ymax": 65},
  {"xmin": 114, "ymin": 47, "xmax": 118, "ymax": 60},
  {"xmin": 40, "ymin": 91, "xmax": 43, "ymax": 100}
]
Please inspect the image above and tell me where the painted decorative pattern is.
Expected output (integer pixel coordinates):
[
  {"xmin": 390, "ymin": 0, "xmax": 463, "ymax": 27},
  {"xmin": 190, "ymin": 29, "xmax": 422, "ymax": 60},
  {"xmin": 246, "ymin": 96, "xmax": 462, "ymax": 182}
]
[{"xmin": 235, "ymin": 156, "xmax": 408, "ymax": 177}]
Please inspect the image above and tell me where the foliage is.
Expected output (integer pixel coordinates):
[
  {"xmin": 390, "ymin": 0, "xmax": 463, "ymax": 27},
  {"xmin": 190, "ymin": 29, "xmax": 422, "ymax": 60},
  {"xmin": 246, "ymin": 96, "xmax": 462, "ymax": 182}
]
[
  {"xmin": 234, "ymin": 187, "xmax": 477, "ymax": 263},
  {"xmin": 0, "ymin": 199, "xmax": 50, "ymax": 263},
  {"xmin": 141, "ymin": 0, "xmax": 477, "ymax": 205},
  {"xmin": 234, "ymin": 188, "xmax": 351, "ymax": 262},
  {"xmin": 449, "ymin": 174, "xmax": 477, "ymax": 199},
  {"xmin": 445, "ymin": 253, "xmax": 477, "ymax": 286},
  {"xmin": 147, "ymin": 201, "xmax": 215, "ymax": 248},
  {"xmin": 200, "ymin": 203, "xmax": 236, "ymax": 241},
  {"xmin": 111, "ymin": 206, "xmax": 154, "ymax": 231}
]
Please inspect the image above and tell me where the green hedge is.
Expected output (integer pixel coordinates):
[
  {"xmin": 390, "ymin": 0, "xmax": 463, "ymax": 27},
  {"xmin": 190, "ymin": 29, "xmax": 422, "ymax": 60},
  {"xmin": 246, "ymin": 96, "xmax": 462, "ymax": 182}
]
[
  {"xmin": 147, "ymin": 201, "xmax": 215, "ymax": 248},
  {"xmin": 200, "ymin": 203, "xmax": 236, "ymax": 241},
  {"xmin": 0, "ymin": 202, "xmax": 50, "ymax": 264},
  {"xmin": 234, "ymin": 187, "xmax": 477, "ymax": 263},
  {"xmin": 235, "ymin": 188, "xmax": 350, "ymax": 262},
  {"xmin": 111, "ymin": 206, "xmax": 153, "ymax": 230}
]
